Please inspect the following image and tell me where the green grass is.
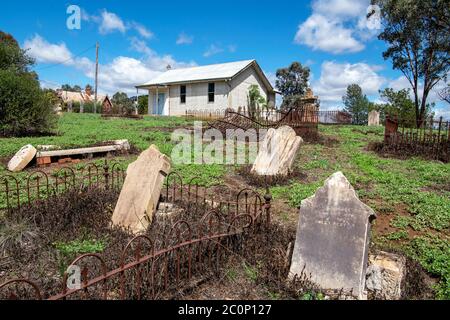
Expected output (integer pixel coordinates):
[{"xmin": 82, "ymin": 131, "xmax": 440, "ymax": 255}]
[
  {"xmin": 404, "ymin": 236, "xmax": 450, "ymax": 299},
  {"xmin": 54, "ymin": 238, "xmax": 107, "ymax": 276},
  {"xmin": 1, "ymin": 115, "xmax": 449, "ymax": 298},
  {"xmin": 270, "ymin": 124, "xmax": 450, "ymax": 298},
  {"xmin": 0, "ymin": 113, "xmax": 191, "ymax": 161}
]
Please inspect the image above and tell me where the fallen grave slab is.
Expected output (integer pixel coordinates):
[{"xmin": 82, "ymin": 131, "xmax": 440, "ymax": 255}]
[
  {"xmin": 8, "ymin": 145, "xmax": 37, "ymax": 172},
  {"xmin": 35, "ymin": 140, "xmax": 131, "ymax": 165},
  {"xmin": 37, "ymin": 145, "xmax": 123, "ymax": 158}
]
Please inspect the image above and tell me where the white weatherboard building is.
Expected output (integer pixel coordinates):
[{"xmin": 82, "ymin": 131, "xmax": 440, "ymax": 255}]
[{"xmin": 136, "ymin": 60, "xmax": 278, "ymax": 116}]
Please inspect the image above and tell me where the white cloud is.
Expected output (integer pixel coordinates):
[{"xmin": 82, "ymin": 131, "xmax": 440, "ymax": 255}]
[
  {"xmin": 295, "ymin": 14, "xmax": 364, "ymax": 54},
  {"xmin": 130, "ymin": 37, "xmax": 153, "ymax": 56},
  {"xmin": 294, "ymin": 0, "xmax": 375, "ymax": 54},
  {"xmin": 99, "ymin": 10, "xmax": 126, "ymax": 34},
  {"xmin": 131, "ymin": 22, "xmax": 153, "ymax": 39},
  {"xmin": 203, "ymin": 43, "xmax": 237, "ymax": 57},
  {"xmin": 83, "ymin": 9, "xmax": 153, "ymax": 39},
  {"xmin": 388, "ymin": 76, "xmax": 412, "ymax": 92},
  {"xmin": 23, "ymin": 35, "xmax": 73, "ymax": 64},
  {"xmin": 387, "ymin": 75, "xmax": 449, "ymax": 106},
  {"xmin": 203, "ymin": 44, "xmax": 224, "ymax": 57},
  {"xmin": 312, "ymin": 0, "xmax": 368, "ymax": 18},
  {"xmin": 228, "ymin": 44, "xmax": 237, "ymax": 53},
  {"xmin": 176, "ymin": 32, "xmax": 193, "ymax": 45},
  {"xmin": 312, "ymin": 61, "xmax": 385, "ymax": 109},
  {"xmin": 28, "ymin": 35, "xmax": 196, "ymax": 95}
]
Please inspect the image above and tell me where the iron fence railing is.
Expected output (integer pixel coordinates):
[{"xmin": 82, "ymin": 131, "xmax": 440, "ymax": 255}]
[
  {"xmin": 185, "ymin": 107, "xmax": 352, "ymax": 126},
  {"xmin": 0, "ymin": 160, "xmax": 126, "ymax": 212},
  {"xmin": 0, "ymin": 175, "xmax": 271, "ymax": 300},
  {"xmin": 384, "ymin": 115, "xmax": 450, "ymax": 161}
]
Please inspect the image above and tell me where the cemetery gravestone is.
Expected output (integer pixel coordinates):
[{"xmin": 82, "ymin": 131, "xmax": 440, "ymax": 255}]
[
  {"xmin": 251, "ymin": 126, "xmax": 303, "ymax": 176},
  {"xmin": 289, "ymin": 172, "xmax": 376, "ymax": 299},
  {"xmin": 368, "ymin": 110, "xmax": 380, "ymax": 126},
  {"xmin": 112, "ymin": 145, "xmax": 171, "ymax": 234}
]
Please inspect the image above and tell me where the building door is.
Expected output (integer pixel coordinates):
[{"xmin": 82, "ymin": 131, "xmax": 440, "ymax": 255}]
[{"xmin": 153, "ymin": 93, "xmax": 165, "ymax": 115}]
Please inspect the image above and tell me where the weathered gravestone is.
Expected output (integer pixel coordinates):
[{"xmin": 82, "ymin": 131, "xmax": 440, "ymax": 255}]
[
  {"xmin": 8, "ymin": 145, "xmax": 37, "ymax": 172},
  {"xmin": 368, "ymin": 110, "xmax": 380, "ymax": 126},
  {"xmin": 251, "ymin": 126, "xmax": 303, "ymax": 176},
  {"xmin": 289, "ymin": 172, "xmax": 376, "ymax": 299},
  {"xmin": 112, "ymin": 145, "xmax": 171, "ymax": 234}
]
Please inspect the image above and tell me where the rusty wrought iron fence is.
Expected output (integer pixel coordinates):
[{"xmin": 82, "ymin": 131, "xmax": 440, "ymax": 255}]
[
  {"xmin": 162, "ymin": 172, "xmax": 271, "ymax": 228},
  {"xmin": 0, "ymin": 160, "xmax": 126, "ymax": 212},
  {"xmin": 0, "ymin": 175, "xmax": 271, "ymax": 300},
  {"xmin": 384, "ymin": 115, "xmax": 450, "ymax": 161},
  {"xmin": 186, "ymin": 107, "xmax": 352, "ymax": 126}
]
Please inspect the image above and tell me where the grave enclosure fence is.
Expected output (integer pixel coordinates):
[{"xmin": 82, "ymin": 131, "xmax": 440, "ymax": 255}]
[
  {"xmin": 0, "ymin": 160, "xmax": 126, "ymax": 213},
  {"xmin": 0, "ymin": 171, "xmax": 272, "ymax": 300},
  {"xmin": 384, "ymin": 115, "xmax": 450, "ymax": 162}
]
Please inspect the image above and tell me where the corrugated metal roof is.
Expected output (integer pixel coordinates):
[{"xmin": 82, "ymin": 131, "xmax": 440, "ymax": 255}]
[{"xmin": 137, "ymin": 60, "xmax": 256, "ymax": 87}]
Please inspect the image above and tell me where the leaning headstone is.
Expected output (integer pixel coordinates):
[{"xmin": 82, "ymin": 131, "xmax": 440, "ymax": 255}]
[
  {"xmin": 366, "ymin": 251, "xmax": 405, "ymax": 300},
  {"xmin": 368, "ymin": 110, "xmax": 380, "ymax": 126},
  {"xmin": 112, "ymin": 145, "xmax": 171, "ymax": 234},
  {"xmin": 289, "ymin": 172, "xmax": 376, "ymax": 299},
  {"xmin": 251, "ymin": 126, "xmax": 303, "ymax": 176},
  {"xmin": 8, "ymin": 145, "xmax": 37, "ymax": 172}
]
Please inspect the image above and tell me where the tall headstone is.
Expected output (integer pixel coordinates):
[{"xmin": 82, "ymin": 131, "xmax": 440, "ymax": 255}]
[
  {"xmin": 368, "ymin": 110, "xmax": 380, "ymax": 126},
  {"xmin": 112, "ymin": 145, "xmax": 171, "ymax": 234},
  {"xmin": 289, "ymin": 172, "xmax": 376, "ymax": 299},
  {"xmin": 251, "ymin": 126, "xmax": 303, "ymax": 176}
]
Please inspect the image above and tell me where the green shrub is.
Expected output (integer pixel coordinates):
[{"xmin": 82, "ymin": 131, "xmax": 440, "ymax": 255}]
[{"xmin": 0, "ymin": 70, "xmax": 57, "ymax": 136}]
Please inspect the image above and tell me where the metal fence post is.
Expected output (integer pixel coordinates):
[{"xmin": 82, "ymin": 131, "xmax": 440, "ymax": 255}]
[
  {"xmin": 103, "ymin": 160, "xmax": 110, "ymax": 190},
  {"xmin": 264, "ymin": 186, "xmax": 272, "ymax": 230}
]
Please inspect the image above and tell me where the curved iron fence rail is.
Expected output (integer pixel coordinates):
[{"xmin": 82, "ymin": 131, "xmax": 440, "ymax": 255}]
[
  {"xmin": 186, "ymin": 107, "xmax": 352, "ymax": 126},
  {"xmin": 162, "ymin": 172, "xmax": 271, "ymax": 229},
  {"xmin": 0, "ymin": 208, "xmax": 268, "ymax": 300},
  {"xmin": 0, "ymin": 160, "xmax": 126, "ymax": 212}
]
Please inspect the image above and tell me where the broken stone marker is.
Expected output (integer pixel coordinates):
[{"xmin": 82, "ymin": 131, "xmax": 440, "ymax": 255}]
[
  {"xmin": 368, "ymin": 110, "xmax": 380, "ymax": 126},
  {"xmin": 112, "ymin": 145, "xmax": 171, "ymax": 234},
  {"xmin": 251, "ymin": 126, "xmax": 303, "ymax": 176},
  {"xmin": 289, "ymin": 172, "xmax": 376, "ymax": 299},
  {"xmin": 366, "ymin": 251, "xmax": 405, "ymax": 300},
  {"xmin": 112, "ymin": 140, "xmax": 131, "ymax": 151},
  {"xmin": 8, "ymin": 145, "xmax": 37, "ymax": 172}
]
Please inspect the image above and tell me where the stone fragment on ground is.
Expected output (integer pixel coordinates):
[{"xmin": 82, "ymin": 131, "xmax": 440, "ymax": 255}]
[
  {"xmin": 251, "ymin": 126, "xmax": 303, "ymax": 176},
  {"xmin": 112, "ymin": 140, "xmax": 131, "ymax": 151},
  {"xmin": 8, "ymin": 145, "xmax": 37, "ymax": 172},
  {"xmin": 111, "ymin": 145, "xmax": 171, "ymax": 234},
  {"xmin": 366, "ymin": 251, "xmax": 405, "ymax": 300}
]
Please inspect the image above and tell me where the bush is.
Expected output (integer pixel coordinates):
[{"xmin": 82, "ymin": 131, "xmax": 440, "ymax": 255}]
[
  {"xmin": 83, "ymin": 101, "xmax": 101, "ymax": 114},
  {"xmin": 0, "ymin": 69, "xmax": 57, "ymax": 136}
]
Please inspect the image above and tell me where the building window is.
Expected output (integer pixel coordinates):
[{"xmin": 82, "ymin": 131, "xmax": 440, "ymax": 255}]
[
  {"xmin": 208, "ymin": 83, "xmax": 215, "ymax": 103},
  {"xmin": 180, "ymin": 85, "xmax": 186, "ymax": 104}
]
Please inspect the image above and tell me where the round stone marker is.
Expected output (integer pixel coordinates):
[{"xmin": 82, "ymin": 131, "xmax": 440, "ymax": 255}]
[{"xmin": 7, "ymin": 145, "xmax": 37, "ymax": 172}]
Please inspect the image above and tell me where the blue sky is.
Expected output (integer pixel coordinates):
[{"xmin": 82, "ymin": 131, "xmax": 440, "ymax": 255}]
[{"xmin": 0, "ymin": 0, "xmax": 448, "ymax": 117}]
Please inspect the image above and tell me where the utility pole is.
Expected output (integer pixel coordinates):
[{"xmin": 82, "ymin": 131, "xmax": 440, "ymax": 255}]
[{"xmin": 94, "ymin": 42, "xmax": 99, "ymax": 113}]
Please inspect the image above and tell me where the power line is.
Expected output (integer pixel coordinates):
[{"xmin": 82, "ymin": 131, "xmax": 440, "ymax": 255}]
[{"xmin": 34, "ymin": 44, "xmax": 96, "ymax": 71}]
